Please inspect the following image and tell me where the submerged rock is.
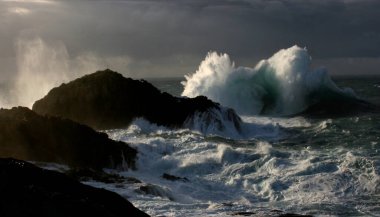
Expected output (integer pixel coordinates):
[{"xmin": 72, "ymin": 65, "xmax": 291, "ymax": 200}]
[
  {"xmin": 0, "ymin": 158, "xmax": 149, "ymax": 217},
  {"xmin": 162, "ymin": 173, "xmax": 189, "ymax": 182},
  {"xmin": 230, "ymin": 211, "xmax": 256, "ymax": 216},
  {"xmin": 300, "ymin": 97, "xmax": 379, "ymax": 118},
  {"xmin": 125, "ymin": 176, "xmax": 143, "ymax": 184},
  {"xmin": 277, "ymin": 214, "xmax": 312, "ymax": 217},
  {"xmin": 136, "ymin": 184, "xmax": 175, "ymax": 201},
  {"xmin": 0, "ymin": 107, "xmax": 136, "ymax": 169},
  {"xmin": 33, "ymin": 69, "xmax": 242, "ymax": 131},
  {"xmin": 297, "ymin": 85, "xmax": 380, "ymax": 118}
]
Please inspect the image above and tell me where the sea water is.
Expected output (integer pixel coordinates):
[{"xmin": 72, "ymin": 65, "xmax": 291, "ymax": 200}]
[
  {"xmin": 82, "ymin": 47, "xmax": 380, "ymax": 216},
  {"xmin": 12, "ymin": 46, "xmax": 378, "ymax": 216},
  {"xmin": 79, "ymin": 75, "xmax": 380, "ymax": 216}
]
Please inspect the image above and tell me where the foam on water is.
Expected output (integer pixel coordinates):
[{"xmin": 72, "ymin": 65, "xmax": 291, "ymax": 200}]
[
  {"xmin": 183, "ymin": 107, "xmax": 243, "ymax": 138},
  {"xmin": 182, "ymin": 46, "xmax": 358, "ymax": 116},
  {"xmin": 112, "ymin": 114, "xmax": 285, "ymax": 141},
  {"xmin": 95, "ymin": 116, "xmax": 380, "ymax": 216},
  {"xmin": 32, "ymin": 49, "xmax": 380, "ymax": 216}
]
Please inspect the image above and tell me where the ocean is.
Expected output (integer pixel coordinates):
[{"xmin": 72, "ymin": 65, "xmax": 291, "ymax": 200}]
[
  {"xmin": 2, "ymin": 46, "xmax": 380, "ymax": 216},
  {"xmin": 79, "ymin": 74, "xmax": 379, "ymax": 217}
]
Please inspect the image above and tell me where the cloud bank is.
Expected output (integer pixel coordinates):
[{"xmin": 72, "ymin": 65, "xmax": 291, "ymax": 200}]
[{"xmin": 0, "ymin": 0, "xmax": 380, "ymax": 82}]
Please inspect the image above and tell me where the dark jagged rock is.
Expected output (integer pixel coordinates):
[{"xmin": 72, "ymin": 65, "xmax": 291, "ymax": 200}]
[
  {"xmin": 0, "ymin": 158, "xmax": 149, "ymax": 217},
  {"xmin": 278, "ymin": 214, "xmax": 312, "ymax": 217},
  {"xmin": 33, "ymin": 69, "xmax": 242, "ymax": 131},
  {"xmin": 230, "ymin": 211, "xmax": 256, "ymax": 216},
  {"xmin": 0, "ymin": 107, "xmax": 136, "ymax": 169},
  {"xmin": 125, "ymin": 177, "xmax": 142, "ymax": 184},
  {"xmin": 136, "ymin": 184, "xmax": 175, "ymax": 201},
  {"xmin": 162, "ymin": 173, "xmax": 189, "ymax": 182}
]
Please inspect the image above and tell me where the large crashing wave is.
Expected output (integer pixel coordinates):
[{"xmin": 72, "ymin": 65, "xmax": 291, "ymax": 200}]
[{"xmin": 182, "ymin": 46, "xmax": 360, "ymax": 116}]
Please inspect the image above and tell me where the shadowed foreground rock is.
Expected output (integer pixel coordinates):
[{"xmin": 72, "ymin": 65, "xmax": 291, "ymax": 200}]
[
  {"xmin": 0, "ymin": 107, "xmax": 136, "ymax": 169},
  {"xmin": 33, "ymin": 69, "xmax": 241, "ymax": 130},
  {"xmin": 0, "ymin": 158, "xmax": 149, "ymax": 217}
]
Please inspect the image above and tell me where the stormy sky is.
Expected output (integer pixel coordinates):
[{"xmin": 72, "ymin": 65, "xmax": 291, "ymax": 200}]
[{"xmin": 1, "ymin": 0, "xmax": 380, "ymax": 80}]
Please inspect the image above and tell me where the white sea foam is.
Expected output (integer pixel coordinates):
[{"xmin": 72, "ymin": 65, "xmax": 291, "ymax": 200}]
[
  {"xmin": 76, "ymin": 47, "xmax": 380, "ymax": 216},
  {"xmin": 182, "ymin": 46, "xmax": 358, "ymax": 116},
  {"xmin": 30, "ymin": 46, "xmax": 379, "ymax": 217},
  {"xmin": 97, "ymin": 119, "xmax": 380, "ymax": 216}
]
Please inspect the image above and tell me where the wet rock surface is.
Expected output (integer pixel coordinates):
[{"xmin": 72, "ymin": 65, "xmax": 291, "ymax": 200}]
[
  {"xmin": 0, "ymin": 107, "xmax": 136, "ymax": 169},
  {"xmin": 136, "ymin": 184, "xmax": 175, "ymax": 201},
  {"xmin": 0, "ymin": 158, "xmax": 149, "ymax": 217}
]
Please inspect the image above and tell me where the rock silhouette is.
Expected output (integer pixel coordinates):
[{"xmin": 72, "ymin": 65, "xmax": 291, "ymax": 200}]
[
  {"xmin": 0, "ymin": 107, "xmax": 136, "ymax": 169},
  {"xmin": 0, "ymin": 158, "xmax": 149, "ymax": 217},
  {"xmin": 33, "ymin": 69, "xmax": 241, "ymax": 131}
]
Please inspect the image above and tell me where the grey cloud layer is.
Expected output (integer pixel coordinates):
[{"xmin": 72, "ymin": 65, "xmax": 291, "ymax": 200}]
[{"xmin": 1, "ymin": 0, "xmax": 380, "ymax": 77}]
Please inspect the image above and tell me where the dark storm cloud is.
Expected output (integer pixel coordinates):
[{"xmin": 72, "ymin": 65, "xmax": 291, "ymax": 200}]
[{"xmin": 1, "ymin": 0, "xmax": 380, "ymax": 77}]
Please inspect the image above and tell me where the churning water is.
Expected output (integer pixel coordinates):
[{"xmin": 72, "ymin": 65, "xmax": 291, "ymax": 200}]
[{"xmin": 84, "ymin": 47, "xmax": 380, "ymax": 216}]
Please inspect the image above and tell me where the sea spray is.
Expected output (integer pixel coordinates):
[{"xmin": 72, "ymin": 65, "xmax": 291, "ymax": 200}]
[
  {"xmin": 14, "ymin": 37, "xmax": 71, "ymax": 108},
  {"xmin": 182, "ymin": 46, "xmax": 358, "ymax": 116},
  {"xmin": 1, "ymin": 37, "xmax": 130, "ymax": 108},
  {"xmin": 88, "ymin": 75, "xmax": 380, "ymax": 216},
  {"xmin": 183, "ymin": 107, "xmax": 242, "ymax": 138}
]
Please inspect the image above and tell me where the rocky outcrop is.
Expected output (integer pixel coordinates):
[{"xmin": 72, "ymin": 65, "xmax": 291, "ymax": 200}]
[
  {"xmin": 0, "ymin": 107, "xmax": 136, "ymax": 169},
  {"xmin": 0, "ymin": 158, "xmax": 149, "ymax": 217},
  {"xmin": 33, "ymin": 69, "xmax": 242, "ymax": 131}
]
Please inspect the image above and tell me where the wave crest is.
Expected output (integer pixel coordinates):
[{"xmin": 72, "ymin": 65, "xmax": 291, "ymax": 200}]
[{"xmin": 182, "ymin": 46, "xmax": 360, "ymax": 116}]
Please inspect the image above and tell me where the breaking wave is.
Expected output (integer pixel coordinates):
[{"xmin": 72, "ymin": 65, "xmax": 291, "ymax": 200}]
[{"xmin": 182, "ymin": 46, "xmax": 362, "ymax": 116}]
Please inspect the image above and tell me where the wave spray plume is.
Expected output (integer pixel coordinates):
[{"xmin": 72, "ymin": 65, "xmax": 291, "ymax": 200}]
[{"xmin": 182, "ymin": 46, "xmax": 359, "ymax": 116}]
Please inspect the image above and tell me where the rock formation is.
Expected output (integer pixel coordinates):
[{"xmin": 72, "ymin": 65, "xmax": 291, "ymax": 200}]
[
  {"xmin": 0, "ymin": 158, "xmax": 149, "ymax": 217},
  {"xmin": 33, "ymin": 69, "xmax": 242, "ymax": 131},
  {"xmin": 0, "ymin": 107, "xmax": 136, "ymax": 169}
]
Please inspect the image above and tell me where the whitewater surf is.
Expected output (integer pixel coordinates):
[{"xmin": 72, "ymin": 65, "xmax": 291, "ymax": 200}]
[
  {"xmin": 3, "ymin": 46, "xmax": 379, "ymax": 216},
  {"xmin": 182, "ymin": 46, "xmax": 372, "ymax": 117},
  {"xmin": 74, "ymin": 46, "xmax": 380, "ymax": 216}
]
